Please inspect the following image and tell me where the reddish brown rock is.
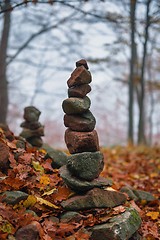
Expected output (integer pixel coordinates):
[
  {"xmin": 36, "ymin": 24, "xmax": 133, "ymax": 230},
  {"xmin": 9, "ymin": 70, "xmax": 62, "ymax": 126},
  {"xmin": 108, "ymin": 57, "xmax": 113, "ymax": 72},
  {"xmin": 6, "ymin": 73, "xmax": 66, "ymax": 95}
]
[
  {"xmin": 0, "ymin": 141, "xmax": 9, "ymax": 171},
  {"xmin": 76, "ymin": 59, "xmax": 89, "ymax": 70},
  {"xmin": 67, "ymin": 66, "xmax": 91, "ymax": 88},
  {"xmin": 61, "ymin": 188, "xmax": 127, "ymax": 210},
  {"xmin": 64, "ymin": 110, "xmax": 96, "ymax": 132},
  {"xmin": 15, "ymin": 223, "xmax": 39, "ymax": 240},
  {"xmin": 68, "ymin": 84, "xmax": 91, "ymax": 98},
  {"xmin": 65, "ymin": 129, "xmax": 99, "ymax": 154},
  {"xmin": 0, "ymin": 124, "xmax": 14, "ymax": 141}
]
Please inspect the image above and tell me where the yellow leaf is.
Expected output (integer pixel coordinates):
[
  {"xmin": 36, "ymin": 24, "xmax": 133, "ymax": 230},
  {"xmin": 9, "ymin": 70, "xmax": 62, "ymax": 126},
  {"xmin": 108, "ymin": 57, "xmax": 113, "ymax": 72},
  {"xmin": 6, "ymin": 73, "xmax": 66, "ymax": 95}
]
[
  {"xmin": 39, "ymin": 148, "xmax": 47, "ymax": 154},
  {"xmin": 42, "ymin": 188, "xmax": 57, "ymax": 196},
  {"xmin": 36, "ymin": 196, "xmax": 59, "ymax": 209},
  {"xmin": 23, "ymin": 195, "xmax": 37, "ymax": 208},
  {"xmin": 40, "ymin": 175, "xmax": 50, "ymax": 185},
  {"xmin": 146, "ymin": 211, "xmax": 159, "ymax": 220},
  {"xmin": 150, "ymin": 172, "xmax": 158, "ymax": 178},
  {"xmin": 0, "ymin": 221, "xmax": 14, "ymax": 234},
  {"xmin": 32, "ymin": 161, "xmax": 44, "ymax": 174}
]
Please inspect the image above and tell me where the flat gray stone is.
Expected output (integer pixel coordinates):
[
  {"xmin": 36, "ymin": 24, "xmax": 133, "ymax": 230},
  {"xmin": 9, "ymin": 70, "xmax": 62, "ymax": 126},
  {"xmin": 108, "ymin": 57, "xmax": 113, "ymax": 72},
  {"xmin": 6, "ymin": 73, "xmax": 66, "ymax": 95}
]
[
  {"xmin": 90, "ymin": 208, "xmax": 141, "ymax": 240},
  {"xmin": 120, "ymin": 186, "xmax": 155, "ymax": 202},
  {"xmin": 64, "ymin": 110, "xmax": 96, "ymax": 132},
  {"xmin": 59, "ymin": 165, "xmax": 112, "ymax": 192},
  {"xmin": 132, "ymin": 189, "xmax": 155, "ymax": 201},
  {"xmin": 20, "ymin": 126, "xmax": 44, "ymax": 139},
  {"xmin": 61, "ymin": 188, "xmax": 127, "ymax": 210},
  {"xmin": 2, "ymin": 191, "xmax": 28, "ymax": 205},
  {"xmin": 60, "ymin": 211, "xmax": 83, "ymax": 223},
  {"xmin": 62, "ymin": 96, "xmax": 91, "ymax": 115},
  {"xmin": 67, "ymin": 151, "xmax": 104, "ymax": 181},
  {"xmin": 43, "ymin": 144, "xmax": 68, "ymax": 168}
]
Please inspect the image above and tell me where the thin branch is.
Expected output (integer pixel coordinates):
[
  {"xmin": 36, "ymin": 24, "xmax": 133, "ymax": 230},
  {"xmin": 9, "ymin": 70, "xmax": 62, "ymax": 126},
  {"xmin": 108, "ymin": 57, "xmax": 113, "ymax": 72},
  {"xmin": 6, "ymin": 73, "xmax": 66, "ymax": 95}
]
[
  {"xmin": 0, "ymin": 0, "xmax": 87, "ymax": 14},
  {"xmin": 7, "ymin": 12, "xmax": 76, "ymax": 65}
]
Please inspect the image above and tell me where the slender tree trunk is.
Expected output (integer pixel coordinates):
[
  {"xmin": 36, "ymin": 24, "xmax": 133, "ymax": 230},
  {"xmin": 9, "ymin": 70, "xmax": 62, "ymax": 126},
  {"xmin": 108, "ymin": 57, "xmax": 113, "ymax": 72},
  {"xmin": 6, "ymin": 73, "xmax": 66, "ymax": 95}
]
[
  {"xmin": 0, "ymin": 0, "xmax": 11, "ymax": 124},
  {"xmin": 128, "ymin": 0, "xmax": 137, "ymax": 145},
  {"xmin": 138, "ymin": 0, "xmax": 151, "ymax": 144}
]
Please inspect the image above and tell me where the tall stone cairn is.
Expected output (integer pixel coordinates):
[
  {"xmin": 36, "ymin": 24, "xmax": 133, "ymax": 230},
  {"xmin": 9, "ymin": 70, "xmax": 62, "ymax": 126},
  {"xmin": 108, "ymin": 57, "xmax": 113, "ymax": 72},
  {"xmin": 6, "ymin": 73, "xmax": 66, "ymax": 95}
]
[
  {"xmin": 59, "ymin": 61, "xmax": 141, "ymax": 240},
  {"xmin": 60, "ymin": 60, "xmax": 113, "ymax": 192},
  {"xmin": 20, "ymin": 106, "xmax": 44, "ymax": 148}
]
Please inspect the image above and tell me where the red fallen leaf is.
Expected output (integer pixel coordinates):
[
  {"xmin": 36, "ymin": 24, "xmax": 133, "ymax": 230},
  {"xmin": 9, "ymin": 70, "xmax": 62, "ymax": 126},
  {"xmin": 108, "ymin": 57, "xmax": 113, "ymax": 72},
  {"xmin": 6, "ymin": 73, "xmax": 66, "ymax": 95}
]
[
  {"xmin": 18, "ymin": 153, "xmax": 33, "ymax": 165},
  {"xmin": 141, "ymin": 221, "xmax": 159, "ymax": 239},
  {"xmin": 6, "ymin": 141, "xmax": 17, "ymax": 149},
  {"xmin": 0, "ymin": 232, "xmax": 8, "ymax": 240},
  {"xmin": 42, "ymin": 159, "xmax": 53, "ymax": 171},
  {"xmin": 8, "ymin": 153, "xmax": 17, "ymax": 168},
  {"xmin": 52, "ymin": 186, "xmax": 73, "ymax": 202},
  {"xmin": 130, "ymin": 200, "xmax": 143, "ymax": 214},
  {"xmin": 74, "ymin": 228, "xmax": 90, "ymax": 240},
  {"xmin": 83, "ymin": 214, "xmax": 97, "ymax": 227},
  {"xmin": 56, "ymin": 222, "xmax": 81, "ymax": 238},
  {"xmin": 112, "ymin": 205, "xmax": 126, "ymax": 215},
  {"xmin": 3, "ymin": 176, "xmax": 25, "ymax": 190}
]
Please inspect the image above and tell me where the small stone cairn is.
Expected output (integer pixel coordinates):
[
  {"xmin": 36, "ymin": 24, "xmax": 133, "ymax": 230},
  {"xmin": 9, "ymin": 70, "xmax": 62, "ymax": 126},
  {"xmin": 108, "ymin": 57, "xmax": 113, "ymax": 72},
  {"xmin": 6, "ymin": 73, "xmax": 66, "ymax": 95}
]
[
  {"xmin": 20, "ymin": 106, "xmax": 44, "ymax": 148},
  {"xmin": 59, "ymin": 60, "xmax": 142, "ymax": 239}
]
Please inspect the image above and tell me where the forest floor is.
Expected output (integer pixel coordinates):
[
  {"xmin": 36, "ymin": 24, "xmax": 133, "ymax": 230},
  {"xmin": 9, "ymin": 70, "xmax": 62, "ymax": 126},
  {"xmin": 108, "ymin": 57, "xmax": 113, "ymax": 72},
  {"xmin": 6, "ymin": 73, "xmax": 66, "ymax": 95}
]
[{"xmin": 0, "ymin": 128, "xmax": 159, "ymax": 239}]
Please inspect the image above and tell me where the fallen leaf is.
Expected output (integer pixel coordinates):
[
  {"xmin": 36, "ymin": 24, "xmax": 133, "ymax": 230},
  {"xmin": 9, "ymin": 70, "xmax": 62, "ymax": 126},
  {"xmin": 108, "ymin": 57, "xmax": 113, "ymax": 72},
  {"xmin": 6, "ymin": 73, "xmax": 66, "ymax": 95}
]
[
  {"xmin": 36, "ymin": 196, "xmax": 59, "ymax": 209},
  {"xmin": 146, "ymin": 211, "xmax": 159, "ymax": 220},
  {"xmin": 32, "ymin": 161, "xmax": 44, "ymax": 174}
]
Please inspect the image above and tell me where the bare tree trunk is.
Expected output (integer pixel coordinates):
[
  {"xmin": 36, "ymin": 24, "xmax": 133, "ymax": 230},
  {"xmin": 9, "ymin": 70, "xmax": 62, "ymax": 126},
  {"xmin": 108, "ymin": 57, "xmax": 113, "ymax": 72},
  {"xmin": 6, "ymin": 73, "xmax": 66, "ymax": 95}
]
[
  {"xmin": 138, "ymin": 0, "xmax": 151, "ymax": 144},
  {"xmin": 0, "ymin": 0, "xmax": 11, "ymax": 124},
  {"xmin": 128, "ymin": 0, "xmax": 137, "ymax": 145}
]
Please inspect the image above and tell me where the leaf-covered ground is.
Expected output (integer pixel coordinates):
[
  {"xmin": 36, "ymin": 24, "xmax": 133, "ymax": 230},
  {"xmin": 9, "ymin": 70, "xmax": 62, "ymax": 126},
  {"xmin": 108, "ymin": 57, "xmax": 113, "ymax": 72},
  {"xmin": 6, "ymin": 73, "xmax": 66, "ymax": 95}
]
[{"xmin": 0, "ymin": 128, "xmax": 159, "ymax": 239}]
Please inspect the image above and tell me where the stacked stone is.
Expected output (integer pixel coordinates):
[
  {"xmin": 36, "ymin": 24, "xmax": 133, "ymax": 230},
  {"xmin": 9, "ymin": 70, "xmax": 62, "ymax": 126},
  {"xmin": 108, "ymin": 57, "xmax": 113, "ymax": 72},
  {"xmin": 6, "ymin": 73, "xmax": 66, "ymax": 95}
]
[
  {"xmin": 61, "ymin": 60, "xmax": 110, "ymax": 191},
  {"xmin": 20, "ymin": 106, "xmax": 44, "ymax": 148}
]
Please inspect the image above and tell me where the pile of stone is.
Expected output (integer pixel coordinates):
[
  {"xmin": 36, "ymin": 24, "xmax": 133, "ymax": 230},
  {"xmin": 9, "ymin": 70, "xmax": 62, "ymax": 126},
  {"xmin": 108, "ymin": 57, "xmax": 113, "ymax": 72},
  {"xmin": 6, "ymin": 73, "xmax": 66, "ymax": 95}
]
[
  {"xmin": 60, "ymin": 60, "xmax": 126, "ymax": 199},
  {"xmin": 60, "ymin": 59, "xmax": 112, "ymax": 192},
  {"xmin": 20, "ymin": 106, "xmax": 44, "ymax": 148},
  {"xmin": 59, "ymin": 60, "xmax": 142, "ymax": 239}
]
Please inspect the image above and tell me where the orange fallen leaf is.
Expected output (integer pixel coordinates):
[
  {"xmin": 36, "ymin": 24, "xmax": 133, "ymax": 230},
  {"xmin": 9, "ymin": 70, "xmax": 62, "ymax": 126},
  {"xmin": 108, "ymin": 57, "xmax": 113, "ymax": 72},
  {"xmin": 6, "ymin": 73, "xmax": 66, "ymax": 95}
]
[{"xmin": 146, "ymin": 211, "xmax": 159, "ymax": 220}]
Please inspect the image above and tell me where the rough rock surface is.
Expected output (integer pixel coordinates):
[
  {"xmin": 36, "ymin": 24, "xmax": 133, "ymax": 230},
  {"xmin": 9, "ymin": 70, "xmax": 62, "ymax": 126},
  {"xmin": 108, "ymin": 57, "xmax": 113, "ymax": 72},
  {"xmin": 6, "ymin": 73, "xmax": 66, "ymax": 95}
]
[
  {"xmin": 64, "ymin": 110, "xmax": 96, "ymax": 132},
  {"xmin": 43, "ymin": 144, "xmax": 68, "ymax": 168},
  {"xmin": 65, "ymin": 129, "xmax": 99, "ymax": 154},
  {"xmin": 120, "ymin": 186, "xmax": 155, "ymax": 202},
  {"xmin": 60, "ymin": 211, "xmax": 84, "ymax": 223},
  {"xmin": 90, "ymin": 208, "xmax": 141, "ymax": 240},
  {"xmin": 2, "ymin": 191, "xmax": 28, "ymax": 205},
  {"xmin": 15, "ymin": 223, "xmax": 39, "ymax": 240},
  {"xmin": 20, "ymin": 121, "xmax": 42, "ymax": 130},
  {"xmin": 67, "ymin": 151, "xmax": 104, "ymax": 181},
  {"xmin": 62, "ymin": 96, "xmax": 91, "ymax": 115},
  {"xmin": 76, "ymin": 59, "xmax": 89, "ymax": 70},
  {"xmin": 68, "ymin": 84, "xmax": 91, "ymax": 98},
  {"xmin": 67, "ymin": 65, "xmax": 91, "ymax": 87},
  {"xmin": 59, "ymin": 165, "xmax": 112, "ymax": 192},
  {"xmin": 61, "ymin": 188, "xmax": 127, "ymax": 210},
  {"xmin": 23, "ymin": 106, "xmax": 41, "ymax": 122}
]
